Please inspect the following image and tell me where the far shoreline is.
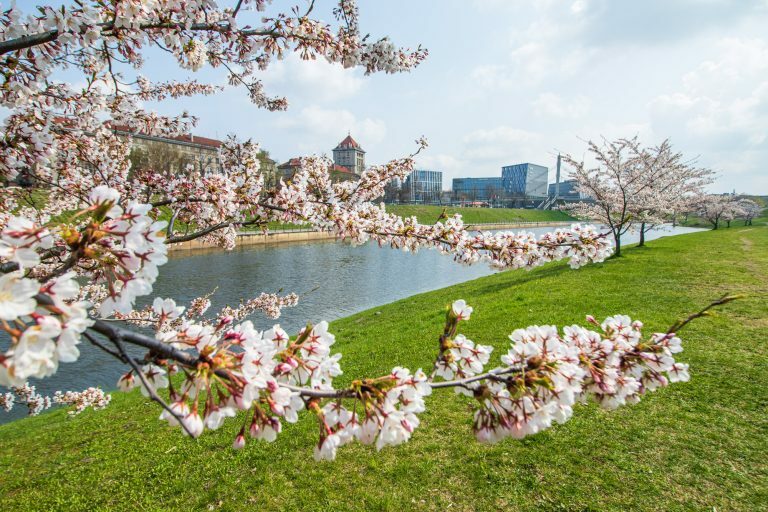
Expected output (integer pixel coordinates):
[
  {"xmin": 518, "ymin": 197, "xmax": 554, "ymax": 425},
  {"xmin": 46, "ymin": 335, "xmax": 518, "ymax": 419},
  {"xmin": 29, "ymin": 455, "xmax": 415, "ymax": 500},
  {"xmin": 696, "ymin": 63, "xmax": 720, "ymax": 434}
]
[{"xmin": 168, "ymin": 220, "xmax": 577, "ymax": 252}]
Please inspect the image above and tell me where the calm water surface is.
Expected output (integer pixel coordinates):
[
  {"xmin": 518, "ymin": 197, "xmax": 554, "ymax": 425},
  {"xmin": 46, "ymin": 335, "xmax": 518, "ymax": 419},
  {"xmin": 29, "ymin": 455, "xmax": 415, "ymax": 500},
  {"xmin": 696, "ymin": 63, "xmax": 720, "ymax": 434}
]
[{"xmin": 2, "ymin": 224, "xmax": 703, "ymax": 422}]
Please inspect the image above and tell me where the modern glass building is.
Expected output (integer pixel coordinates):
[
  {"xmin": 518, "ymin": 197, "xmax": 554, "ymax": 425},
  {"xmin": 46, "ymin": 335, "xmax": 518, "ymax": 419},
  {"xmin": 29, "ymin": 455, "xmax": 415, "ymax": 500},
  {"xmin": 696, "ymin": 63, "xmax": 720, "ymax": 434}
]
[
  {"xmin": 548, "ymin": 179, "xmax": 582, "ymax": 200},
  {"xmin": 501, "ymin": 163, "xmax": 548, "ymax": 198},
  {"xmin": 404, "ymin": 169, "xmax": 443, "ymax": 203},
  {"xmin": 452, "ymin": 177, "xmax": 505, "ymax": 201}
]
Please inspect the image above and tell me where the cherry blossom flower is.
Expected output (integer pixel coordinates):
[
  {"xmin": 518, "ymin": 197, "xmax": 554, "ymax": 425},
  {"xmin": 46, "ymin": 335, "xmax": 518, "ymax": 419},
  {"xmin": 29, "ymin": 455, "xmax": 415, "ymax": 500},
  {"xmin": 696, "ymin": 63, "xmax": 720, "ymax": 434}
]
[
  {"xmin": 0, "ymin": 271, "xmax": 37, "ymax": 321},
  {"xmin": 0, "ymin": 216, "xmax": 52, "ymax": 269},
  {"xmin": 451, "ymin": 299, "xmax": 473, "ymax": 321}
]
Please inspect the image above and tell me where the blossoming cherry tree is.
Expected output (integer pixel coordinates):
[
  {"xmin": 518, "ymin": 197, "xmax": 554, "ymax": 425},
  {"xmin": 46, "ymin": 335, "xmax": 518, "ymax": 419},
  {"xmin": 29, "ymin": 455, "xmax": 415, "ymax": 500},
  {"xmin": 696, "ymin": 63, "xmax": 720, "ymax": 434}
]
[{"xmin": 0, "ymin": 1, "xmax": 728, "ymax": 460}]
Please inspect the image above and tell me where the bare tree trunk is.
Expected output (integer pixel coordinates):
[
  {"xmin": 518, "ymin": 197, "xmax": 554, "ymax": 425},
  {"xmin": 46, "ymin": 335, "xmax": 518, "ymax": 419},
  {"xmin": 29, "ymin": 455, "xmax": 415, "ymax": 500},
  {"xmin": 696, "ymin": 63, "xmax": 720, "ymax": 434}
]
[
  {"xmin": 613, "ymin": 231, "xmax": 622, "ymax": 257},
  {"xmin": 638, "ymin": 222, "xmax": 646, "ymax": 247}
]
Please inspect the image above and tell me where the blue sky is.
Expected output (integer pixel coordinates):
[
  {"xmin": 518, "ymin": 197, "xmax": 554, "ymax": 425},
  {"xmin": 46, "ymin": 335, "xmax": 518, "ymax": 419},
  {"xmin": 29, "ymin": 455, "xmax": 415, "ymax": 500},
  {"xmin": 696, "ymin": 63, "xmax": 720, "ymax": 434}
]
[{"xmin": 76, "ymin": 1, "xmax": 768, "ymax": 192}]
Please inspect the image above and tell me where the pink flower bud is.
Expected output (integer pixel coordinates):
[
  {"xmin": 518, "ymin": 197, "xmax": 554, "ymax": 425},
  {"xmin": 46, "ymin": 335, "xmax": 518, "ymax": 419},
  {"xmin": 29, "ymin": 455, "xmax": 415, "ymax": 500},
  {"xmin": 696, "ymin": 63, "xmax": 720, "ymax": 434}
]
[{"xmin": 233, "ymin": 431, "xmax": 246, "ymax": 450}]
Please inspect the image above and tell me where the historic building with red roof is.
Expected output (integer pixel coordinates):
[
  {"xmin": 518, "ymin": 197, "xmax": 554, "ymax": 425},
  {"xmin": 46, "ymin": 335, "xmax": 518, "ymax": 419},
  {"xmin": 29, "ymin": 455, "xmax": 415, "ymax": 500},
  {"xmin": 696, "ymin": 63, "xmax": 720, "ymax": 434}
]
[
  {"xmin": 277, "ymin": 158, "xmax": 360, "ymax": 183},
  {"xmin": 107, "ymin": 123, "xmax": 223, "ymax": 174},
  {"xmin": 332, "ymin": 134, "xmax": 366, "ymax": 176}
]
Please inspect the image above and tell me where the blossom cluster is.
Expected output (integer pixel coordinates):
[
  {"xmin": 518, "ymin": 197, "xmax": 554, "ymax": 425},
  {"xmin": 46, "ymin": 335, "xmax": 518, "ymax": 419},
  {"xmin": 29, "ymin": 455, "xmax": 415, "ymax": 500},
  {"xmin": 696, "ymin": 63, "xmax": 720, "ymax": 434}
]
[
  {"xmin": 53, "ymin": 387, "xmax": 112, "ymax": 416},
  {"xmin": 109, "ymin": 296, "xmax": 435, "ymax": 460},
  {"xmin": 0, "ymin": 382, "xmax": 110, "ymax": 416},
  {"xmin": 313, "ymin": 367, "xmax": 432, "ymax": 460},
  {"xmin": 112, "ymin": 290, "xmax": 298, "ymax": 337},
  {"xmin": 0, "ymin": 216, "xmax": 53, "ymax": 269},
  {"xmin": 0, "ymin": 271, "xmax": 92, "ymax": 387},
  {"xmin": 114, "ymin": 304, "xmax": 329, "ymax": 441},
  {"xmin": 84, "ymin": 186, "xmax": 168, "ymax": 316},
  {"xmin": 431, "ymin": 303, "xmax": 691, "ymax": 444},
  {"xmin": 0, "ymin": 383, "xmax": 52, "ymax": 416}
]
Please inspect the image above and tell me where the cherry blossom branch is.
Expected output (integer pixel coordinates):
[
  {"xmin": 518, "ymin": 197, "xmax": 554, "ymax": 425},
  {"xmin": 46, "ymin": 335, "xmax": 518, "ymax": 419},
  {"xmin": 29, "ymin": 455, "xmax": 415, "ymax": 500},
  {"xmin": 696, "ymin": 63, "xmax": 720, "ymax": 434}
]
[{"xmin": 665, "ymin": 294, "xmax": 742, "ymax": 335}]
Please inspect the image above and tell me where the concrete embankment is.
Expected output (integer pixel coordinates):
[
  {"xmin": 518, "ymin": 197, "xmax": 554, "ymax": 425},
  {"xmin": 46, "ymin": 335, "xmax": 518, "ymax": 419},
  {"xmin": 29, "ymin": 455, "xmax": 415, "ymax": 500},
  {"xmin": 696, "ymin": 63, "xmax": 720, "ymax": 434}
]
[
  {"xmin": 168, "ymin": 221, "xmax": 576, "ymax": 252},
  {"xmin": 465, "ymin": 221, "xmax": 573, "ymax": 231},
  {"xmin": 168, "ymin": 229, "xmax": 336, "ymax": 251}
]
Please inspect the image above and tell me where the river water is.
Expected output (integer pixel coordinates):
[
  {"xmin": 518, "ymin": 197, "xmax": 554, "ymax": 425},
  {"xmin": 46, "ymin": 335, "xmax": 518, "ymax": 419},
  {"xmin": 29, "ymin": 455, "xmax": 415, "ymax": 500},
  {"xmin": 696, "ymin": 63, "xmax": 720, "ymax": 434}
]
[{"xmin": 1, "ymin": 224, "xmax": 703, "ymax": 422}]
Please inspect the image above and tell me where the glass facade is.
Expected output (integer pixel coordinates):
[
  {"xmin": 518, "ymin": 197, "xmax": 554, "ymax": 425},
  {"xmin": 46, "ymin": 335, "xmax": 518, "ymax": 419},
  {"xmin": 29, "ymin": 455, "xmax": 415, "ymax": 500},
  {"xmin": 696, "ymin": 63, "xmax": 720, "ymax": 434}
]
[
  {"xmin": 404, "ymin": 170, "xmax": 443, "ymax": 203},
  {"xmin": 548, "ymin": 179, "xmax": 582, "ymax": 200},
  {"xmin": 452, "ymin": 177, "xmax": 505, "ymax": 201},
  {"xmin": 501, "ymin": 163, "xmax": 548, "ymax": 198}
]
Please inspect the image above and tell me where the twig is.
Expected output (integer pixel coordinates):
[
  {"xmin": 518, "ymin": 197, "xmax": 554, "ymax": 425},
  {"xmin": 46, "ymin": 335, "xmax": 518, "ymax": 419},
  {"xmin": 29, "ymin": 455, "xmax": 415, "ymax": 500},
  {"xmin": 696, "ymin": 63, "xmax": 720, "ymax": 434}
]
[
  {"xmin": 110, "ymin": 334, "xmax": 196, "ymax": 437},
  {"xmin": 666, "ymin": 294, "xmax": 742, "ymax": 335},
  {"xmin": 84, "ymin": 331, "xmax": 125, "ymax": 361}
]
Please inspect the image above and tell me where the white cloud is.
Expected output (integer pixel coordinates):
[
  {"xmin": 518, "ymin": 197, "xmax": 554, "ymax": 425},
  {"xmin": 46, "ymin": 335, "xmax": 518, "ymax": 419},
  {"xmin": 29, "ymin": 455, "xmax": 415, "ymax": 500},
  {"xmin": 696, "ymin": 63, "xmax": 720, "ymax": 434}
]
[
  {"xmin": 533, "ymin": 93, "xmax": 591, "ymax": 119},
  {"xmin": 414, "ymin": 153, "xmax": 465, "ymax": 176},
  {"xmin": 263, "ymin": 54, "xmax": 365, "ymax": 103},
  {"xmin": 648, "ymin": 38, "xmax": 768, "ymax": 191},
  {"xmin": 275, "ymin": 106, "xmax": 387, "ymax": 156},
  {"xmin": 462, "ymin": 126, "xmax": 543, "ymax": 163}
]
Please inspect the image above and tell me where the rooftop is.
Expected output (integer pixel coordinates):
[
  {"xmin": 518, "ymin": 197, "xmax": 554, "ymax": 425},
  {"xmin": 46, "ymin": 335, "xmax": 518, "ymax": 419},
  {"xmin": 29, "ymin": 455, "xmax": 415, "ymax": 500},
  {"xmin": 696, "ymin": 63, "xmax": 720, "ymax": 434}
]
[
  {"xmin": 107, "ymin": 122, "xmax": 224, "ymax": 149},
  {"xmin": 334, "ymin": 134, "xmax": 365, "ymax": 152}
]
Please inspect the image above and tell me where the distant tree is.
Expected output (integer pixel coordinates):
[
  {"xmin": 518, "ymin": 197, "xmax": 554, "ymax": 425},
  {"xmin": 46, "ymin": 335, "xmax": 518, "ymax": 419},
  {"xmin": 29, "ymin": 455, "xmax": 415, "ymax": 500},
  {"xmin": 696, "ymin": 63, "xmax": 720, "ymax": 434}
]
[
  {"xmin": 565, "ymin": 137, "xmax": 713, "ymax": 254},
  {"xmin": 485, "ymin": 184, "xmax": 504, "ymax": 207},
  {"xmin": 631, "ymin": 140, "xmax": 714, "ymax": 246},
  {"xmin": 697, "ymin": 194, "xmax": 740, "ymax": 229},
  {"xmin": 382, "ymin": 180, "xmax": 401, "ymax": 203},
  {"xmin": 128, "ymin": 142, "xmax": 194, "ymax": 178},
  {"xmin": 736, "ymin": 198, "xmax": 762, "ymax": 226},
  {"xmin": 563, "ymin": 138, "xmax": 646, "ymax": 256},
  {"xmin": 257, "ymin": 150, "xmax": 279, "ymax": 189}
]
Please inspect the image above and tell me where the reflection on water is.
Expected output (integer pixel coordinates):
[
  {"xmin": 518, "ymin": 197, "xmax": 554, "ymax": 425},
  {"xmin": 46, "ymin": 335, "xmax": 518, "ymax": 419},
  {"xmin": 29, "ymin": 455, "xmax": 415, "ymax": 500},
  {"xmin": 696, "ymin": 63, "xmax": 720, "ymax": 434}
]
[{"xmin": 1, "ymin": 224, "xmax": 703, "ymax": 422}]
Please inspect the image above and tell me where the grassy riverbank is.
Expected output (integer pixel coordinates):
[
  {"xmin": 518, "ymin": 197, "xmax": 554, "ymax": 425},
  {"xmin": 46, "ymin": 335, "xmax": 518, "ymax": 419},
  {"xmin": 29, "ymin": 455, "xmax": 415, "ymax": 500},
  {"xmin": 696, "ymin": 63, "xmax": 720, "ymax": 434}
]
[
  {"xmin": 1, "ymin": 227, "xmax": 766, "ymax": 511},
  {"xmin": 386, "ymin": 204, "xmax": 573, "ymax": 224},
  {"xmin": 259, "ymin": 206, "xmax": 574, "ymax": 232}
]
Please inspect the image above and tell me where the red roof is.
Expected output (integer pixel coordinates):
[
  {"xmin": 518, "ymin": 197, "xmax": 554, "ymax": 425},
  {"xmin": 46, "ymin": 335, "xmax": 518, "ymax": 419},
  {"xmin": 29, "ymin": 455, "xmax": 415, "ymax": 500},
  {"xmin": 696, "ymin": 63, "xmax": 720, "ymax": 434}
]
[
  {"xmin": 331, "ymin": 164, "xmax": 353, "ymax": 174},
  {"xmin": 334, "ymin": 134, "xmax": 362, "ymax": 151},
  {"xmin": 107, "ymin": 122, "xmax": 223, "ymax": 148},
  {"xmin": 278, "ymin": 158, "xmax": 302, "ymax": 168}
]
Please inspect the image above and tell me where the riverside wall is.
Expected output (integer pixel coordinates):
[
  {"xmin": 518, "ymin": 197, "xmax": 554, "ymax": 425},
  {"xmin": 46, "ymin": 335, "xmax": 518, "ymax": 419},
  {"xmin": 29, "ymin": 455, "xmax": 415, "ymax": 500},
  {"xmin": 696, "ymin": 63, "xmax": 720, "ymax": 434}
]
[
  {"xmin": 168, "ymin": 229, "xmax": 336, "ymax": 251},
  {"xmin": 168, "ymin": 221, "xmax": 576, "ymax": 252}
]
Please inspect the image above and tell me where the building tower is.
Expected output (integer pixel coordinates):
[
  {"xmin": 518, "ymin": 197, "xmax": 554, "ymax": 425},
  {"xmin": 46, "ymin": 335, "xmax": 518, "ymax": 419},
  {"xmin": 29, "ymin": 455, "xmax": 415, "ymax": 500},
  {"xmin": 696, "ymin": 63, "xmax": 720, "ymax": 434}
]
[{"xmin": 332, "ymin": 134, "xmax": 366, "ymax": 176}]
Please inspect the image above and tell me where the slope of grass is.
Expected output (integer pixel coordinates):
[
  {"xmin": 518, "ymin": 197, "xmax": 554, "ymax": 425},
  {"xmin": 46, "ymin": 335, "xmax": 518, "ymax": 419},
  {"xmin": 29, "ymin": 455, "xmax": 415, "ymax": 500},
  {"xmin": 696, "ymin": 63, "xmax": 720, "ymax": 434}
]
[
  {"xmin": 386, "ymin": 204, "xmax": 574, "ymax": 224},
  {"xmin": 1, "ymin": 228, "xmax": 766, "ymax": 511}
]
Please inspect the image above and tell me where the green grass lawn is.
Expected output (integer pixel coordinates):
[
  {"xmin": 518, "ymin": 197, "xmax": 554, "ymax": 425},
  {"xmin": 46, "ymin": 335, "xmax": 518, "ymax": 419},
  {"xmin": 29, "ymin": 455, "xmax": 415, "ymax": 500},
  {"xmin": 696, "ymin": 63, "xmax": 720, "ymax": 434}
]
[
  {"xmin": 1, "ymin": 228, "xmax": 766, "ymax": 511},
  {"xmin": 386, "ymin": 205, "xmax": 574, "ymax": 224}
]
